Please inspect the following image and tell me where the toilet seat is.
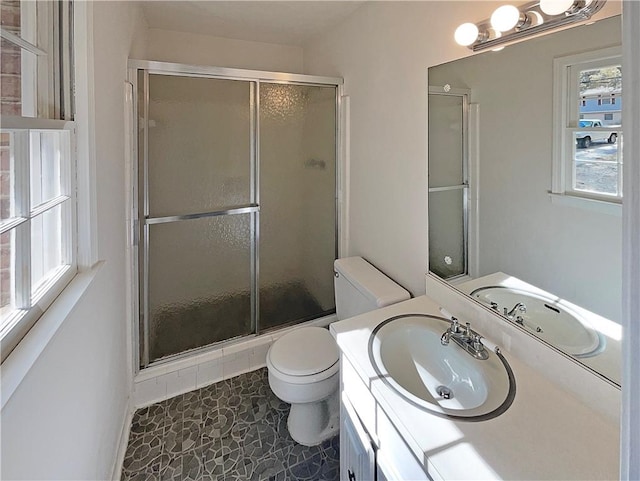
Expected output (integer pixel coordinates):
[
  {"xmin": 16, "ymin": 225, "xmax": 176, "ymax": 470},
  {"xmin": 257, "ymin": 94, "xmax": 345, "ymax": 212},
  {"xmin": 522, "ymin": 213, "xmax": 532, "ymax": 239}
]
[
  {"xmin": 267, "ymin": 327, "xmax": 339, "ymax": 384},
  {"xmin": 267, "ymin": 356, "xmax": 339, "ymax": 385}
]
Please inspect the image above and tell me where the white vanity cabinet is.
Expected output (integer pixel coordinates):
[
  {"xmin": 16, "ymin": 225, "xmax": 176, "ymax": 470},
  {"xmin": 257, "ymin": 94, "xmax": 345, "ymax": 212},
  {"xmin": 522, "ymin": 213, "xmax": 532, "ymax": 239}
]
[
  {"xmin": 340, "ymin": 355, "xmax": 431, "ymax": 481},
  {"xmin": 332, "ymin": 295, "xmax": 620, "ymax": 481},
  {"xmin": 340, "ymin": 394, "xmax": 375, "ymax": 481}
]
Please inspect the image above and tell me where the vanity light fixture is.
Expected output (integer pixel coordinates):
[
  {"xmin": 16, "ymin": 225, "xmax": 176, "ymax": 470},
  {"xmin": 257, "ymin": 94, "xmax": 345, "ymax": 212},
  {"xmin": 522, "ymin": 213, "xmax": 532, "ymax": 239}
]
[
  {"xmin": 539, "ymin": 0, "xmax": 576, "ymax": 15},
  {"xmin": 491, "ymin": 5, "xmax": 523, "ymax": 32},
  {"xmin": 454, "ymin": 0, "xmax": 606, "ymax": 52},
  {"xmin": 454, "ymin": 22, "xmax": 480, "ymax": 47}
]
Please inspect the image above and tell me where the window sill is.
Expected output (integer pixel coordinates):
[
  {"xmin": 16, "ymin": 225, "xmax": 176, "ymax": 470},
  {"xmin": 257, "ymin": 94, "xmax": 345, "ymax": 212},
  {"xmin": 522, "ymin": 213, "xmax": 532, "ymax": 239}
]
[
  {"xmin": 549, "ymin": 193, "xmax": 622, "ymax": 217},
  {"xmin": 0, "ymin": 261, "xmax": 103, "ymax": 410}
]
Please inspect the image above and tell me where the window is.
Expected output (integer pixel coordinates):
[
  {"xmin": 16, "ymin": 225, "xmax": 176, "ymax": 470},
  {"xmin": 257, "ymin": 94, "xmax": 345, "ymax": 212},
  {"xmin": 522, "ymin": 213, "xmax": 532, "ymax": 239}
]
[
  {"xmin": 552, "ymin": 46, "xmax": 622, "ymax": 202},
  {"xmin": 1, "ymin": 1, "xmax": 75, "ymax": 361}
]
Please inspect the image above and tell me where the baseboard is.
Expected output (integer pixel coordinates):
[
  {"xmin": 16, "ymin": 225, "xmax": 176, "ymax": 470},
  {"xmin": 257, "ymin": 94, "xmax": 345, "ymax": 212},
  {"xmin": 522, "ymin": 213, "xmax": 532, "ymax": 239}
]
[{"xmin": 110, "ymin": 400, "xmax": 134, "ymax": 481}]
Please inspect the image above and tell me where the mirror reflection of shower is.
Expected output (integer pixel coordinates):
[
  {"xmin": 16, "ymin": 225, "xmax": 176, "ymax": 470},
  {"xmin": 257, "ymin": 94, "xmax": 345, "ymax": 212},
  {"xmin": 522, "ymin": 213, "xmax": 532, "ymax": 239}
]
[
  {"xmin": 428, "ymin": 87, "xmax": 472, "ymax": 281},
  {"xmin": 133, "ymin": 65, "xmax": 340, "ymax": 368}
]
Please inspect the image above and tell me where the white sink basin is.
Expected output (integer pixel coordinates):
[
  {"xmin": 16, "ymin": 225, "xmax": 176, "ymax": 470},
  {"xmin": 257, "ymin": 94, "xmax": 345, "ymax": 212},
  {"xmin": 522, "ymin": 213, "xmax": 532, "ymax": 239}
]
[
  {"xmin": 369, "ymin": 314, "xmax": 515, "ymax": 420},
  {"xmin": 470, "ymin": 286, "xmax": 601, "ymax": 357}
]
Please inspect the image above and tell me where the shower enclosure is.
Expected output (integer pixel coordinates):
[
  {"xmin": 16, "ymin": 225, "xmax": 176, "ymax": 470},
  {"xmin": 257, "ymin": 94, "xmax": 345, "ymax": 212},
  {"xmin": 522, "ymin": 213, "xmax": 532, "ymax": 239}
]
[
  {"xmin": 130, "ymin": 62, "xmax": 341, "ymax": 368},
  {"xmin": 428, "ymin": 87, "xmax": 470, "ymax": 280}
]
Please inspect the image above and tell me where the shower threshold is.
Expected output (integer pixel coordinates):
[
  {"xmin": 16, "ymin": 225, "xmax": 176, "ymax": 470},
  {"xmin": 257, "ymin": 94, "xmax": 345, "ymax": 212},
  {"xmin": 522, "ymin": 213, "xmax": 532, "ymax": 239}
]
[{"xmin": 133, "ymin": 311, "xmax": 337, "ymax": 407}]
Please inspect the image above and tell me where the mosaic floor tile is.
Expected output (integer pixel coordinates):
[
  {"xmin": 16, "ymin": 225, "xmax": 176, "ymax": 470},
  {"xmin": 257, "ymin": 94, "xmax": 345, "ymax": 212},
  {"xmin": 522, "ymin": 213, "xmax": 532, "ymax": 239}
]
[
  {"xmin": 249, "ymin": 456, "xmax": 286, "ymax": 481},
  {"xmin": 287, "ymin": 451, "xmax": 324, "ymax": 481},
  {"xmin": 122, "ymin": 368, "xmax": 339, "ymax": 481},
  {"xmin": 122, "ymin": 468, "xmax": 161, "ymax": 481}
]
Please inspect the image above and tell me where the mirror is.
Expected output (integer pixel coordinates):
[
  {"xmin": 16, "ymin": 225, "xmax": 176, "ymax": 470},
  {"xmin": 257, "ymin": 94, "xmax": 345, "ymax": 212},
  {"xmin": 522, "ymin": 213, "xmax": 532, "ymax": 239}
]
[{"xmin": 427, "ymin": 15, "xmax": 622, "ymax": 386}]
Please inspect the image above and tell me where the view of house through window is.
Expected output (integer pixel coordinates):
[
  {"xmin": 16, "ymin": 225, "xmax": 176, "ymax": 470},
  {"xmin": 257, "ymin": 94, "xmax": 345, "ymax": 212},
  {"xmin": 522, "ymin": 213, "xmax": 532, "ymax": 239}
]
[
  {"xmin": 553, "ymin": 46, "xmax": 623, "ymax": 202},
  {"xmin": 573, "ymin": 63, "xmax": 623, "ymax": 197}
]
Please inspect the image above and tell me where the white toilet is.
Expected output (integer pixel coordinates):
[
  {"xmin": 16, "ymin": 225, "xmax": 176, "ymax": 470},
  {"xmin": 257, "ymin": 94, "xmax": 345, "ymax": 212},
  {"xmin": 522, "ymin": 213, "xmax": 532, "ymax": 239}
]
[{"xmin": 266, "ymin": 256, "xmax": 411, "ymax": 446}]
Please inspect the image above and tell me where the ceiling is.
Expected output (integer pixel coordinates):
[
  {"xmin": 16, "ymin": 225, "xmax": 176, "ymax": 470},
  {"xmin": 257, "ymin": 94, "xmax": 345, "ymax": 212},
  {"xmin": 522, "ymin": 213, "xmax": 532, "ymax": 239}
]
[{"xmin": 139, "ymin": 1, "xmax": 366, "ymax": 46}]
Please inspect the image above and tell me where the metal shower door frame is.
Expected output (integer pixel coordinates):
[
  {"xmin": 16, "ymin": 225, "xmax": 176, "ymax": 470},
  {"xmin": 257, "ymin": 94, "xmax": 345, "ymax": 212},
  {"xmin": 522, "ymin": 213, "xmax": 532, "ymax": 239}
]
[
  {"xmin": 128, "ymin": 60, "xmax": 343, "ymax": 370},
  {"xmin": 428, "ymin": 86, "xmax": 471, "ymax": 281}
]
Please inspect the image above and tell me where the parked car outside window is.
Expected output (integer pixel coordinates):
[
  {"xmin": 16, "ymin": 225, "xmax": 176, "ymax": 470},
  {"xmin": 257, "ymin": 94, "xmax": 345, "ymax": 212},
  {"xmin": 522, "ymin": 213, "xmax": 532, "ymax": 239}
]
[{"xmin": 576, "ymin": 119, "xmax": 618, "ymax": 148}]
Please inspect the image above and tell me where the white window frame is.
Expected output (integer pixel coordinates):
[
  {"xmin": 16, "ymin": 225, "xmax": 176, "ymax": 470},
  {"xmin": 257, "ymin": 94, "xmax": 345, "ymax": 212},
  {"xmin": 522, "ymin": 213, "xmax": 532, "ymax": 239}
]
[
  {"xmin": 0, "ymin": 120, "xmax": 77, "ymax": 361},
  {"xmin": 551, "ymin": 45, "xmax": 623, "ymax": 206},
  {"xmin": 0, "ymin": 2, "xmax": 77, "ymax": 362}
]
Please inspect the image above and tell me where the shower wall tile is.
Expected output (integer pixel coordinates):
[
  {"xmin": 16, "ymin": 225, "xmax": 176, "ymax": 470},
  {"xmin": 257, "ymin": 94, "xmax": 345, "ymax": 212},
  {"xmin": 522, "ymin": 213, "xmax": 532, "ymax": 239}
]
[
  {"xmin": 134, "ymin": 377, "xmax": 167, "ymax": 407},
  {"xmin": 134, "ymin": 333, "xmax": 278, "ymax": 408},
  {"xmin": 165, "ymin": 366, "xmax": 198, "ymax": 400},
  {"xmin": 223, "ymin": 335, "xmax": 271, "ymax": 357},
  {"xmin": 196, "ymin": 359, "xmax": 224, "ymax": 389},
  {"xmin": 249, "ymin": 342, "xmax": 271, "ymax": 370},
  {"xmin": 222, "ymin": 352, "xmax": 250, "ymax": 381}
]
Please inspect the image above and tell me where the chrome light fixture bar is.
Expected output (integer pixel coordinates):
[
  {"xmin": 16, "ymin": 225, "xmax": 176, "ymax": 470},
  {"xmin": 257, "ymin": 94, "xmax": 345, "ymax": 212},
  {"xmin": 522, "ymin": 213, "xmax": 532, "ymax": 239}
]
[{"xmin": 455, "ymin": 0, "xmax": 607, "ymax": 52}]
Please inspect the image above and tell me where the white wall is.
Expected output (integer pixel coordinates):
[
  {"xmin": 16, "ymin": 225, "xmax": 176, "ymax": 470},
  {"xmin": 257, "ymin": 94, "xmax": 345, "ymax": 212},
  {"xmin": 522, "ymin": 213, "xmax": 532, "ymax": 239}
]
[
  {"xmin": 143, "ymin": 28, "xmax": 303, "ymax": 73},
  {"xmin": 302, "ymin": 1, "xmax": 503, "ymax": 296},
  {"xmin": 429, "ymin": 16, "xmax": 622, "ymax": 322},
  {"xmin": 302, "ymin": 1, "xmax": 620, "ymax": 298},
  {"xmin": 0, "ymin": 2, "xmax": 144, "ymax": 479}
]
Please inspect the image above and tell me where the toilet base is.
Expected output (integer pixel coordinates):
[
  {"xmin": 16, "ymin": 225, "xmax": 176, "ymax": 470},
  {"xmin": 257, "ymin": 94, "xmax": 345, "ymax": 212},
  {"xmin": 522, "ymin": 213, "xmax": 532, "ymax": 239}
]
[{"xmin": 287, "ymin": 389, "xmax": 339, "ymax": 446}]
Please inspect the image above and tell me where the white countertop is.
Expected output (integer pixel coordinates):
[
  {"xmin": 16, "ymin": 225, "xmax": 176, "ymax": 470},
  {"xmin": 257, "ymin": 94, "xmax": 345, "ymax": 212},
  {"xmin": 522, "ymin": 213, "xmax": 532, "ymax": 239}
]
[
  {"xmin": 330, "ymin": 295, "xmax": 620, "ymax": 481},
  {"xmin": 455, "ymin": 272, "xmax": 622, "ymax": 386}
]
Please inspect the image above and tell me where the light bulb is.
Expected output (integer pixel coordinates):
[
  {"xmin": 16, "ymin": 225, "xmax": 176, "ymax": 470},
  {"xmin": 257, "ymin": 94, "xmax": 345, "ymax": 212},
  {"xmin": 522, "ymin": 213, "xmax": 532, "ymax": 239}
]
[
  {"xmin": 539, "ymin": 0, "xmax": 575, "ymax": 16},
  {"xmin": 454, "ymin": 23, "xmax": 479, "ymax": 46},
  {"xmin": 491, "ymin": 5, "xmax": 521, "ymax": 32},
  {"xmin": 526, "ymin": 10, "xmax": 544, "ymax": 26}
]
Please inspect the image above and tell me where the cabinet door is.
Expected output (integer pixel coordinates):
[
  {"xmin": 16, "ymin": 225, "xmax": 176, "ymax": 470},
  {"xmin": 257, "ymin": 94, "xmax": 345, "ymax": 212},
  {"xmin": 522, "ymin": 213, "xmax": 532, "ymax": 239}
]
[{"xmin": 341, "ymin": 396, "xmax": 375, "ymax": 481}]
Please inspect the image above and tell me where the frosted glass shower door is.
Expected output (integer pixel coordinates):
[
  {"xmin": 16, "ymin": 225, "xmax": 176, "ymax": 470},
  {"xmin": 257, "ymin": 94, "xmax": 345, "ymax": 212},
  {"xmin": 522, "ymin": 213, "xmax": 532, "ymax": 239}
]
[
  {"xmin": 141, "ymin": 73, "xmax": 257, "ymax": 364},
  {"xmin": 136, "ymin": 68, "xmax": 340, "ymax": 367},
  {"xmin": 259, "ymin": 83, "xmax": 337, "ymax": 330},
  {"xmin": 428, "ymin": 91, "xmax": 468, "ymax": 279}
]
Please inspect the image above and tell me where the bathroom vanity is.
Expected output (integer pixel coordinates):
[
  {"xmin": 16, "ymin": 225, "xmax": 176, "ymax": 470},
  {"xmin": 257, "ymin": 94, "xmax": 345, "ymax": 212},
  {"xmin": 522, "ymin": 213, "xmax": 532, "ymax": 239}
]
[{"xmin": 330, "ymin": 295, "xmax": 619, "ymax": 481}]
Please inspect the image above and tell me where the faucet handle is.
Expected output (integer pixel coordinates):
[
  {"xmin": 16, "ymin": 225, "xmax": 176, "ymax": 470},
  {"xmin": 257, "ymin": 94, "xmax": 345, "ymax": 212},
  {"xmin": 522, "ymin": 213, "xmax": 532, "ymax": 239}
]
[
  {"xmin": 463, "ymin": 322, "xmax": 472, "ymax": 336},
  {"xmin": 450, "ymin": 317, "xmax": 461, "ymax": 333}
]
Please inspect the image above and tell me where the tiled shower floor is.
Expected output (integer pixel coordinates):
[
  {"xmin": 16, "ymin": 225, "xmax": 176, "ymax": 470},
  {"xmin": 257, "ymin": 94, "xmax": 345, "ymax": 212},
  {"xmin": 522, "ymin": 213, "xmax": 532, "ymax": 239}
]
[{"xmin": 122, "ymin": 369, "xmax": 340, "ymax": 481}]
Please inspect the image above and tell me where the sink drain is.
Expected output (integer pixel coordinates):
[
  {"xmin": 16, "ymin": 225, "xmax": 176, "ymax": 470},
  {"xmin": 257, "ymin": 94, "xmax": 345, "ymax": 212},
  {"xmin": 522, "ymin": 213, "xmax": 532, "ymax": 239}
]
[{"xmin": 436, "ymin": 385, "xmax": 453, "ymax": 399}]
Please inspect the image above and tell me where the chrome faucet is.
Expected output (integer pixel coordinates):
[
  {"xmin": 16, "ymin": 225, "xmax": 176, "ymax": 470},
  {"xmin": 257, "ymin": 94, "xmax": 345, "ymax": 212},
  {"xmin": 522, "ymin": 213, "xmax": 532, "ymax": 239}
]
[
  {"xmin": 440, "ymin": 317, "xmax": 489, "ymax": 360},
  {"xmin": 504, "ymin": 302, "xmax": 527, "ymax": 319},
  {"xmin": 440, "ymin": 317, "xmax": 461, "ymax": 346}
]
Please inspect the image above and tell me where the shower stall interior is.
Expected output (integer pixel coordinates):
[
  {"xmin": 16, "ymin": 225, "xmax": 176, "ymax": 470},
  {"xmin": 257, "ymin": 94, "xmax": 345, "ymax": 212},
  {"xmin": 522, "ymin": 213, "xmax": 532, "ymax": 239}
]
[{"xmin": 130, "ymin": 62, "xmax": 341, "ymax": 368}]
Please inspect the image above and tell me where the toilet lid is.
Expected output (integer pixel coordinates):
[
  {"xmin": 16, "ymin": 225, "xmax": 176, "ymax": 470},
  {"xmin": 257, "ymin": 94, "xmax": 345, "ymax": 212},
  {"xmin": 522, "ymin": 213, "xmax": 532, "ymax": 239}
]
[{"xmin": 268, "ymin": 327, "xmax": 339, "ymax": 376}]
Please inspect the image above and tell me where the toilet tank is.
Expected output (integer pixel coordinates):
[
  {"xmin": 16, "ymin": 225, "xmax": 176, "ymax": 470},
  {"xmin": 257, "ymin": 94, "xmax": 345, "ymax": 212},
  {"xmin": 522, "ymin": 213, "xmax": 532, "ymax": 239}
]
[{"xmin": 334, "ymin": 256, "xmax": 411, "ymax": 320}]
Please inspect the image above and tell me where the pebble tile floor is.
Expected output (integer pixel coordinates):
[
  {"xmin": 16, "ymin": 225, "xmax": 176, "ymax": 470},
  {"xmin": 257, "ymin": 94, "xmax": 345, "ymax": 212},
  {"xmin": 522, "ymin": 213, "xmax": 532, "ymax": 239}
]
[{"xmin": 122, "ymin": 368, "xmax": 340, "ymax": 481}]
